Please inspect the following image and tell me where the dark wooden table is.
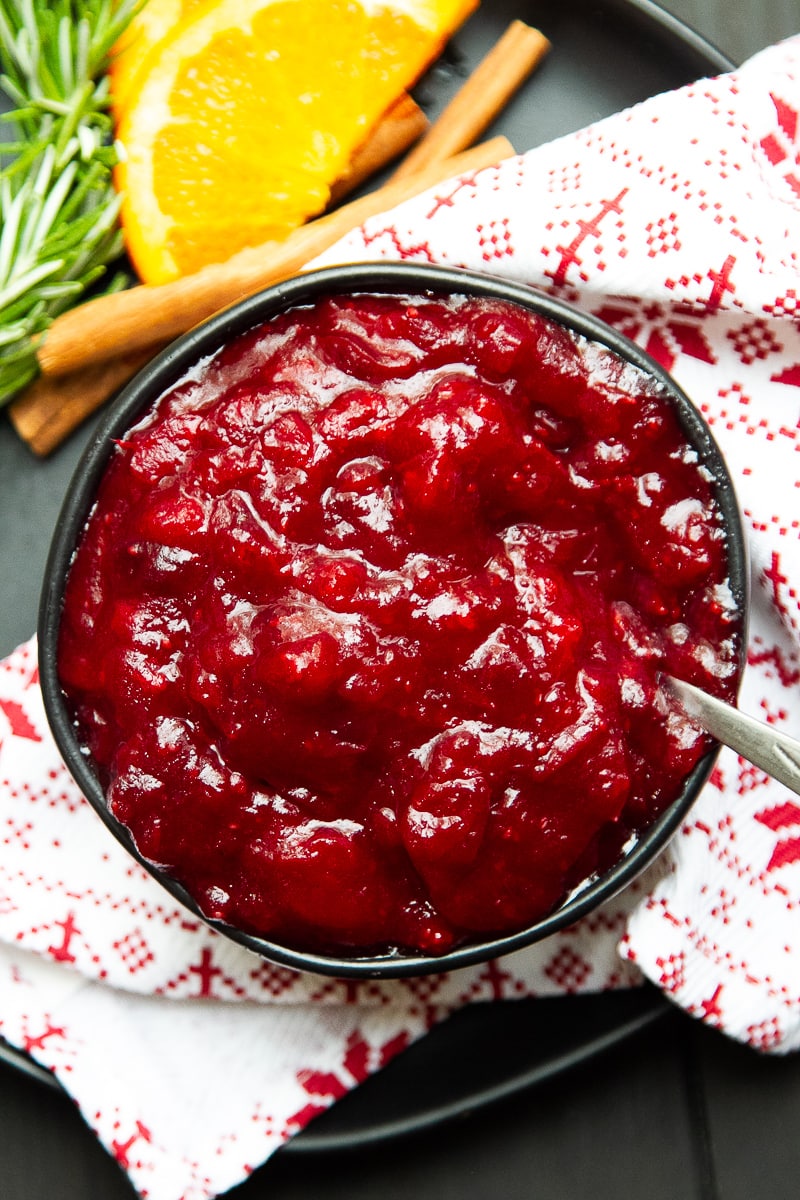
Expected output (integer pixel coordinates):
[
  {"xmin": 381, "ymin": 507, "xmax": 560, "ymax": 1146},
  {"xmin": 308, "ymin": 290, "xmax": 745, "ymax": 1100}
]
[{"xmin": 2, "ymin": 1, "xmax": 799, "ymax": 1197}]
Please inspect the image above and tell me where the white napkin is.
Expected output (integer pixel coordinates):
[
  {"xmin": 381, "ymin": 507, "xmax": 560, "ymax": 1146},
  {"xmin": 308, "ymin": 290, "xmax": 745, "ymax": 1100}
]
[{"xmin": 2, "ymin": 33, "xmax": 800, "ymax": 1200}]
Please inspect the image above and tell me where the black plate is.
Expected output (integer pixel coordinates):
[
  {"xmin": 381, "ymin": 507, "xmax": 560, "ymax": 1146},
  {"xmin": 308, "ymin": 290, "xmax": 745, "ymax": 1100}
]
[
  {"xmin": 0, "ymin": 0, "xmax": 733, "ymax": 1154},
  {"xmin": 0, "ymin": 987, "xmax": 670, "ymax": 1154}
]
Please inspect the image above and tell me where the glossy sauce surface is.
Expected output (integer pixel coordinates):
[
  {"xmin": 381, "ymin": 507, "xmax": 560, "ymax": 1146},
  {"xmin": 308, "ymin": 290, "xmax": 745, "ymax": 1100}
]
[{"xmin": 58, "ymin": 292, "xmax": 740, "ymax": 956}]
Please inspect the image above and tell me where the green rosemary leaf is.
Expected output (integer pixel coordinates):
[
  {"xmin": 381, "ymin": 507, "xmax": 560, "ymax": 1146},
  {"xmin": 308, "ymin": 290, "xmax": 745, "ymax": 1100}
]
[{"xmin": 0, "ymin": 0, "xmax": 142, "ymax": 407}]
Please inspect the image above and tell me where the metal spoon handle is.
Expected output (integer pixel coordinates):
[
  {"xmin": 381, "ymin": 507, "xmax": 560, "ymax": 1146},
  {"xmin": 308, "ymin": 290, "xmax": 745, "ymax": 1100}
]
[{"xmin": 665, "ymin": 675, "xmax": 800, "ymax": 798}]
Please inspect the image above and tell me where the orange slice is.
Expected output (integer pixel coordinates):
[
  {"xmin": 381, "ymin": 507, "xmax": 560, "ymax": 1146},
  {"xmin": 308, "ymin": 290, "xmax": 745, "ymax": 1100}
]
[
  {"xmin": 115, "ymin": 0, "xmax": 478, "ymax": 285},
  {"xmin": 110, "ymin": 0, "xmax": 209, "ymax": 117}
]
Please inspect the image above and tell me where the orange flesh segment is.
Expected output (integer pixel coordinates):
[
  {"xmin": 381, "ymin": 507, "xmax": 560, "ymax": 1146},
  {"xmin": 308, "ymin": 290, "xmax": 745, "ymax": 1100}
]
[{"xmin": 115, "ymin": 0, "xmax": 478, "ymax": 283}]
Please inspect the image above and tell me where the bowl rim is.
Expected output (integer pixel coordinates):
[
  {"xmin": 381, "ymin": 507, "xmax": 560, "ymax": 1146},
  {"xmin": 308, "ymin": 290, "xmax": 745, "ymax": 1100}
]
[{"xmin": 38, "ymin": 261, "xmax": 749, "ymax": 979}]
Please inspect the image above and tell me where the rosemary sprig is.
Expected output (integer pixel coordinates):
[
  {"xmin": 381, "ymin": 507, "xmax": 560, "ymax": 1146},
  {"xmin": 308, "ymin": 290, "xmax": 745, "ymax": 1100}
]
[{"xmin": 0, "ymin": 0, "xmax": 141, "ymax": 405}]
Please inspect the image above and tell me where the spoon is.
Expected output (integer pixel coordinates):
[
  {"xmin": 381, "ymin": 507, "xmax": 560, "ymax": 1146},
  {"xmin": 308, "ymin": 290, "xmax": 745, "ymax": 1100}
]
[{"xmin": 664, "ymin": 674, "xmax": 800, "ymax": 798}]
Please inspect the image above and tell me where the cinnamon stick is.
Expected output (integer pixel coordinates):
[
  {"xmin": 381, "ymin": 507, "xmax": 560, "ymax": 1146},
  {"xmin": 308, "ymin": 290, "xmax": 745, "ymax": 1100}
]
[
  {"xmin": 391, "ymin": 21, "xmax": 549, "ymax": 182},
  {"xmin": 37, "ymin": 135, "xmax": 515, "ymax": 380},
  {"xmin": 8, "ymin": 349, "xmax": 158, "ymax": 457},
  {"xmin": 329, "ymin": 92, "xmax": 429, "ymax": 203}
]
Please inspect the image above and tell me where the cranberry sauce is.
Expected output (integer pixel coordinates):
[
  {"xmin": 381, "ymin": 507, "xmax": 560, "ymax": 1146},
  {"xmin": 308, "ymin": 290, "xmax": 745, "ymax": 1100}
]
[{"xmin": 58, "ymin": 292, "xmax": 741, "ymax": 957}]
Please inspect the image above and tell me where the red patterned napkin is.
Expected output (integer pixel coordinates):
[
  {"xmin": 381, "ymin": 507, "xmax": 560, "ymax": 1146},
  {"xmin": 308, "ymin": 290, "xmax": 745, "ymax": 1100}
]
[{"xmin": 2, "ymin": 33, "xmax": 800, "ymax": 1200}]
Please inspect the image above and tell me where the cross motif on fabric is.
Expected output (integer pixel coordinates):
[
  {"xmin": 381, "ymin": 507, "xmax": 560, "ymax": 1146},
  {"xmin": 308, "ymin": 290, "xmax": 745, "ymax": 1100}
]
[
  {"xmin": 48, "ymin": 911, "xmax": 81, "ymax": 964},
  {"xmin": 706, "ymin": 253, "xmax": 738, "ymax": 311},
  {"xmin": 22, "ymin": 1018, "xmax": 68, "ymax": 1055},
  {"xmin": 188, "ymin": 946, "xmax": 223, "ymax": 997},
  {"xmin": 545, "ymin": 188, "xmax": 628, "ymax": 287},
  {"xmin": 111, "ymin": 1120, "xmax": 153, "ymax": 1171}
]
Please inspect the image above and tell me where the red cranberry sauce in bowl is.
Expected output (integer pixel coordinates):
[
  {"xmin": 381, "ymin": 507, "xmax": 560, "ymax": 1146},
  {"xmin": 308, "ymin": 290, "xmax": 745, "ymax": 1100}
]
[{"xmin": 48, "ymin": 266, "xmax": 745, "ymax": 973}]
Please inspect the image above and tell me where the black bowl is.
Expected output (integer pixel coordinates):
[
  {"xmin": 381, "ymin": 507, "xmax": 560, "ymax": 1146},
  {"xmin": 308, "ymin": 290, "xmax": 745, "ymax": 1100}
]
[{"xmin": 38, "ymin": 262, "xmax": 748, "ymax": 978}]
